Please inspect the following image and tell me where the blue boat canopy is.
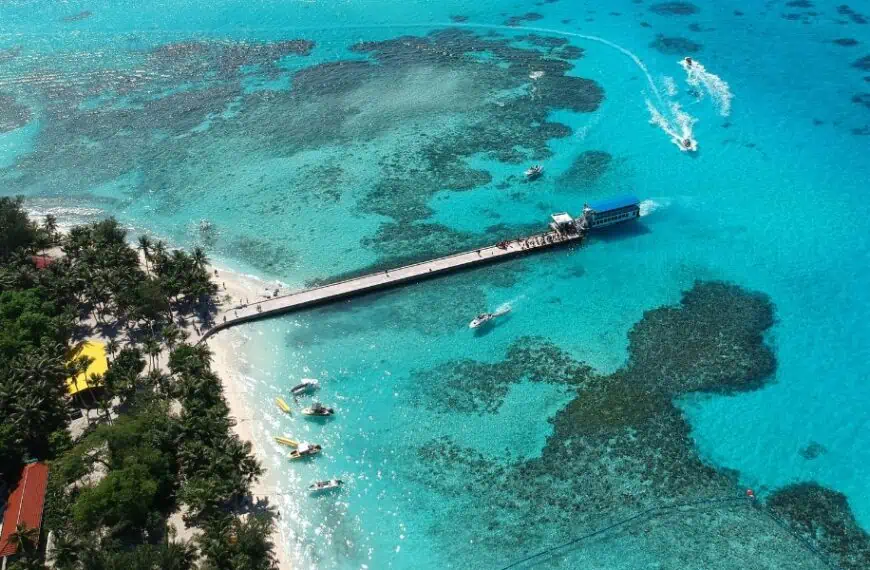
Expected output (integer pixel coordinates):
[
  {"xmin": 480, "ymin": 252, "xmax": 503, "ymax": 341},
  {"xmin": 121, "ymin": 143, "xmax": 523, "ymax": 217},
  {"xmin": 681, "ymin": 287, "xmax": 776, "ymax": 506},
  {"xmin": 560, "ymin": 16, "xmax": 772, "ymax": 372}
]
[{"xmin": 586, "ymin": 195, "xmax": 640, "ymax": 213}]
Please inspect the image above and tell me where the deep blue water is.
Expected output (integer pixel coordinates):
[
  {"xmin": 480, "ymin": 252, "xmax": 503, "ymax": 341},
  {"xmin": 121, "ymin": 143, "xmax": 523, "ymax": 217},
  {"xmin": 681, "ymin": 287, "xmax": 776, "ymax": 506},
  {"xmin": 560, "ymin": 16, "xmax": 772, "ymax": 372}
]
[{"xmin": 2, "ymin": 0, "xmax": 870, "ymax": 568}]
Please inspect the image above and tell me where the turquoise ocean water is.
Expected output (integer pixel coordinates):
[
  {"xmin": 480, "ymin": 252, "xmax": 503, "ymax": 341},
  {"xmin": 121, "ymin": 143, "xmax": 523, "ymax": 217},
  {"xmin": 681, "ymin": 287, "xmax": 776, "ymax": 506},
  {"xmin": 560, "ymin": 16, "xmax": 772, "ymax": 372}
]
[{"xmin": 2, "ymin": 0, "xmax": 870, "ymax": 567}]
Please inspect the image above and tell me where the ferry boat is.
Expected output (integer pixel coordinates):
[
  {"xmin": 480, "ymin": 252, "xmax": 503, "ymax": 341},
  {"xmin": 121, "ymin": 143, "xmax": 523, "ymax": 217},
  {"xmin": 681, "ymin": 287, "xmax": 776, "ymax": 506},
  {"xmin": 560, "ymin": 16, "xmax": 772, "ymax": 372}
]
[
  {"xmin": 524, "ymin": 165, "xmax": 543, "ymax": 180},
  {"xmin": 580, "ymin": 196, "xmax": 641, "ymax": 230}
]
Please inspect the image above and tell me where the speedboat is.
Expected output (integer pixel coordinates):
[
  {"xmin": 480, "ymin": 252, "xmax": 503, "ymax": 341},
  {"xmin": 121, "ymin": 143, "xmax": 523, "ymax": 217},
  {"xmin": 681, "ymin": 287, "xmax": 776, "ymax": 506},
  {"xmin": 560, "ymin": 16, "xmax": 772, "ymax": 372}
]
[
  {"xmin": 302, "ymin": 402, "xmax": 335, "ymax": 417},
  {"xmin": 679, "ymin": 137, "xmax": 698, "ymax": 152},
  {"xmin": 291, "ymin": 378, "xmax": 319, "ymax": 396},
  {"xmin": 469, "ymin": 306, "xmax": 511, "ymax": 329},
  {"xmin": 289, "ymin": 443, "xmax": 322, "ymax": 460},
  {"xmin": 469, "ymin": 313, "xmax": 495, "ymax": 329},
  {"xmin": 309, "ymin": 479, "xmax": 343, "ymax": 493},
  {"xmin": 524, "ymin": 165, "xmax": 543, "ymax": 180}
]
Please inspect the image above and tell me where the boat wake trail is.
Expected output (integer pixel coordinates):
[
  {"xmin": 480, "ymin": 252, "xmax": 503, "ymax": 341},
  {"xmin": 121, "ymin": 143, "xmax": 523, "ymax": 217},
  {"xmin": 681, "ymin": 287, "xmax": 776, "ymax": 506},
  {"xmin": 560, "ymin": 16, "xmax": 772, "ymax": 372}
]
[
  {"xmin": 646, "ymin": 99, "xmax": 697, "ymax": 152},
  {"xmin": 639, "ymin": 199, "xmax": 666, "ymax": 217},
  {"xmin": 679, "ymin": 58, "xmax": 733, "ymax": 117},
  {"xmin": 495, "ymin": 295, "xmax": 525, "ymax": 316}
]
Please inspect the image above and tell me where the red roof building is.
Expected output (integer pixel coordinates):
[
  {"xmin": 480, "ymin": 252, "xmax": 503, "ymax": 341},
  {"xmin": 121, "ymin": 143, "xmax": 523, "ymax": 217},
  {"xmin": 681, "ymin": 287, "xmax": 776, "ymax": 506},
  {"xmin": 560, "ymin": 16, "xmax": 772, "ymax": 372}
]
[
  {"xmin": 0, "ymin": 462, "xmax": 49, "ymax": 559},
  {"xmin": 30, "ymin": 255, "xmax": 54, "ymax": 270}
]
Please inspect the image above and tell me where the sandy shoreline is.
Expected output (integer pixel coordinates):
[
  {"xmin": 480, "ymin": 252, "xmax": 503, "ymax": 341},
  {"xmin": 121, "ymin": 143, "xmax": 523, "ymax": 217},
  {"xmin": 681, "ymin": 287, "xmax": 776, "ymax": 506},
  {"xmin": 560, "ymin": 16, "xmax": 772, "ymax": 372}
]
[{"xmin": 203, "ymin": 263, "xmax": 295, "ymax": 570}]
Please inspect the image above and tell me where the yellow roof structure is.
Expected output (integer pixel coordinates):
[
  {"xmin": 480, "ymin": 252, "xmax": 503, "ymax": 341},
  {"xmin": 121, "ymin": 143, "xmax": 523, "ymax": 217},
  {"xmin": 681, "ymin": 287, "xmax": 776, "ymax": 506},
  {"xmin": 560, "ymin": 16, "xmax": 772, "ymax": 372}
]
[{"xmin": 66, "ymin": 341, "xmax": 108, "ymax": 396}]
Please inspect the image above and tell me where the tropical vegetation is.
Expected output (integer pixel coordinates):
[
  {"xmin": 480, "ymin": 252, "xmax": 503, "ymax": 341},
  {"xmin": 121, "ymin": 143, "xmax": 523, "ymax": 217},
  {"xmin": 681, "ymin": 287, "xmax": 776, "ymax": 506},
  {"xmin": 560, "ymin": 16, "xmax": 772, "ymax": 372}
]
[{"xmin": 0, "ymin": 196, "xmax": 276, "ymax": 569}]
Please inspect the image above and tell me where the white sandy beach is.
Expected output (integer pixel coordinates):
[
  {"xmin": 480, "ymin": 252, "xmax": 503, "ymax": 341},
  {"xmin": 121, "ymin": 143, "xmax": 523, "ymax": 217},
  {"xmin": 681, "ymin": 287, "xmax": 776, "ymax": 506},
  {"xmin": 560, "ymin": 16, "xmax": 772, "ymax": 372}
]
[{"xmin": 202, "ymin": 264, "xmax": 295, "ymax": 570}]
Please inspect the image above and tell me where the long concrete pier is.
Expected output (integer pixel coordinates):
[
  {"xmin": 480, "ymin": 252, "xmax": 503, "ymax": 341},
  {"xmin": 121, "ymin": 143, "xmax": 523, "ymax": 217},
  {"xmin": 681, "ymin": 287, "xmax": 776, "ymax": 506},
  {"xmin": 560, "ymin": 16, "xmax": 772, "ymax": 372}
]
[{"xmin": 199, "ymin": 227, "xmax": 582, "ymax": 342}]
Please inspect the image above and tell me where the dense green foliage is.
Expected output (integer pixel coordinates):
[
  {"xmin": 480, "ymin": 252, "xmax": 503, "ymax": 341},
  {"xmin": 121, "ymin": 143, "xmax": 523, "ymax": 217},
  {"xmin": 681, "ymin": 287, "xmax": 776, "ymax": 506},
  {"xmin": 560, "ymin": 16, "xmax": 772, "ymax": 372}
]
[{"xmin": 0, "ymin": 198, "xmax": 276, "ymax": 569}]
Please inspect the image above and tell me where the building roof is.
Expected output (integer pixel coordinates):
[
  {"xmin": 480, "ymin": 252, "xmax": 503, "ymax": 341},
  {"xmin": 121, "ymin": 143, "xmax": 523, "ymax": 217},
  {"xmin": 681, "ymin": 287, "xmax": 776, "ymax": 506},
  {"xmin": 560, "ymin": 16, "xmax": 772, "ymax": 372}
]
[
  {"xmin": 30, "ymin": 255, "xmax": 54, "ymax": 270},
  {"xmin": 0, "ymin": 462, "xmax": 50, "ymax": 558},
  {"xmin": 66, "ymin": 341, "xmax": 108, "ymax": 396},
  {"xmin": 551, "ymin": 212, "xmax": 574, "ymax": 224},
  {"xmin": 586, "ymin": 195, "xmax": 639, "ymax": 213}
]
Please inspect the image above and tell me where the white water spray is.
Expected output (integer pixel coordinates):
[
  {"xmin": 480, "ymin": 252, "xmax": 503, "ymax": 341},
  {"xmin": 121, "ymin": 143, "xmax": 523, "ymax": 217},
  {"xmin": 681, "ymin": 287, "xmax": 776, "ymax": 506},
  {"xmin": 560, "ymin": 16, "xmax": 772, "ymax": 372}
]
[
  {"xmin": 646, "ymin": 99, "xmax": 697, "ymax": 151},
  {"xmin": 679, "ymin": 58, "xmax": 733, "ymax": 117}
]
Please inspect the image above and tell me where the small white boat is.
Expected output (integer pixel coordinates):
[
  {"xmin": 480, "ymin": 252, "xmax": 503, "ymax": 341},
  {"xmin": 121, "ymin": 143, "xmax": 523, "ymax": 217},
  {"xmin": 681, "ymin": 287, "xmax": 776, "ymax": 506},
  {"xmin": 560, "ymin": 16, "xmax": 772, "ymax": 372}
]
[
  {"xmin": 524, "ymin": 165, "xmax": 544, "ymax": 180},
  {"xmin": 309, "ymin": 479, "xmax": 343, "ymax": 493},
  {"xmin": 289, "ymin": 442, "xmax": 322, "ymax": 460},
  {"xmin": 469, "ymin": 306, "xmax": 511, "ymax": 329},
  {"xmin": 469, "ymin": 313, "xmax": 495, "ymax": 329},
  {"xmin": 302, "ymin": 402, "xmax": 334, "ymax": 417},
  {"xmin": 291, "ymin": 378, "xmax": 319, "ymax": 396}
]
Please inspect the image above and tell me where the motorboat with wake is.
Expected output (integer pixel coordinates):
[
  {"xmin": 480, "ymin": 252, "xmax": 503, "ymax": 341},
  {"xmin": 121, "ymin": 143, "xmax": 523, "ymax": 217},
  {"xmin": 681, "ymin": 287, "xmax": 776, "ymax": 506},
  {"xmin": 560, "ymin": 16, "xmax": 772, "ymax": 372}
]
[
  {"xmin": 309, "ymin": 479, "xmax": 343, "ymax": 493},
  {"xmin": 291, "ymin": 378, "xmax": 319, "ymax": 396},
  {"xmin": 524, "ymin": 165, "xmax": 543, "ymax": 181},
  {"xmin": 288, "ymin": 442, "xmax": 322, "ymax": 460},
  {"xmin": 469, "ymin": 306, "xmax": 511, "ymax": 329},
  {"xmin": 679, "ymin": 137, "xmax": 698, "ymax": 152},
  {"xmin": 301, "ymin": 402, "xmax": 335, "ymax": 417}
]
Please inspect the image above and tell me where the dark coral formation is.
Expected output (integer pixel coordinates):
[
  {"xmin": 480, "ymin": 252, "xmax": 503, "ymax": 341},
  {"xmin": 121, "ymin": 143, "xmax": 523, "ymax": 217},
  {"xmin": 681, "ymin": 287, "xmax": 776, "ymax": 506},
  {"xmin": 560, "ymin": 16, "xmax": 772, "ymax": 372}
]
[
  {"xmin": 504, "ymin": 12, "xmax": 544, "ymax": 26},
  {"xmin": 768, "ymin": 483, "xmax": 870, "ymax": 569},
  {"xmin": 833, "ymin": 38, "xmax": 860, "ymax": 46},
  {"xmin": 799, "ymin": 441, "xmax": 827, "ymax": 460},
  {"xmin": 852, "ymin": 92, "xmax": 870, "ymax": 109},
  {"xmin": 406, "ymin": 282, "xmax": 849, "ymax": 567},
  {"xmin": 649, "ymin": 2, "xmax": 700, "ymax": 16},
  {"xmin": 649, "ymin": 34, "xmax": 703, "ymax": 55},
  {"xmin": 449, "ymin": 15, "xmax": 469, "ymax": 23},
  {"xmin": 0, "ymin": 28, "xmax": 604, "ymax": 277},
  {"xmin": 557, "ymin": 150, "xmax": 612, "ymax": 187},
  {"xmin": 61, "ymin": 11, "xmax": 93, "ymax": 22},
  {"xmin": 0, "ymin": 93, "xmax": 31, "ymax": 133},
  {"xmin": 786, "ymin": 0, "xmax": 814, "ymax": 7},
  {"xmin": 854, "ymin": 55, "xmax": 870, "ymax": 70},
  {"xmin": 837, "ymin": 5, "xmax": 868, "ymax": 25}
]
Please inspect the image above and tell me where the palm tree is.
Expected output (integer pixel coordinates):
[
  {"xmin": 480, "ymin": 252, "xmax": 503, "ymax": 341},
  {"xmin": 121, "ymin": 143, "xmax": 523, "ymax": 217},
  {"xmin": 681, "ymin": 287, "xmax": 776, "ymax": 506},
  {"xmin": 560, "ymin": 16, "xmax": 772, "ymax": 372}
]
[
  {"xmin": 7, "ymin": 523, "xmax": 38, "ymax": 557},
  {"xmin": 192, "ymin": 246, "xmax": 209, "ymax": 270},
  {"xmin": 144, "ymin": 337, "xmax": 161, "ymax": 372},
  {"xmin": 105, "ymin": 338, "xmax": 119, "ymax": 360},
  {"xmin": 43, "ymin": 214, "xmax": 58, "ymax": 245},
  {"xmin": 162, "ymin": 323, "xmax": 181, "ymax": 349},
  {"xmin": 137, "ymin": 235, "xmax": 153, "ymax": 275}
]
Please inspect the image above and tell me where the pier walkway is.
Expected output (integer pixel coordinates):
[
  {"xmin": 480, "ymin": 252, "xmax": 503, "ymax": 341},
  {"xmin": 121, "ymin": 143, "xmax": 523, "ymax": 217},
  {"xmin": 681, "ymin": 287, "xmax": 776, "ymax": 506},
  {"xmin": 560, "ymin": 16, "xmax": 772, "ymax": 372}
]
[{"xmin": 199, "ymin": 227, "xmax": 582, "ymax": 342}]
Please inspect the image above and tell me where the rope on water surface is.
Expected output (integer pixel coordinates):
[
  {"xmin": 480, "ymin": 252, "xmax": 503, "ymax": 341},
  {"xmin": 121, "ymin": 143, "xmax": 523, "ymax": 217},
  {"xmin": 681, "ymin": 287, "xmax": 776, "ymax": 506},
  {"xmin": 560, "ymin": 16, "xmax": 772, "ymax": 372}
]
[{"xmin": 496, "ymin": 495, "xmax": 844, "ymax": 570}]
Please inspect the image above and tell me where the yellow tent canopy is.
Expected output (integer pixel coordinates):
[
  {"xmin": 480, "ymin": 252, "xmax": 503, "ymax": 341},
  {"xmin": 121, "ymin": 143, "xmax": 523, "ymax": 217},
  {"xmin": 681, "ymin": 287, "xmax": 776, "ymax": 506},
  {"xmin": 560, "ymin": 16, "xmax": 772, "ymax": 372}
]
[{"xmin": 66, "ymin": 341, "xmax": 108, "ymax": 396}]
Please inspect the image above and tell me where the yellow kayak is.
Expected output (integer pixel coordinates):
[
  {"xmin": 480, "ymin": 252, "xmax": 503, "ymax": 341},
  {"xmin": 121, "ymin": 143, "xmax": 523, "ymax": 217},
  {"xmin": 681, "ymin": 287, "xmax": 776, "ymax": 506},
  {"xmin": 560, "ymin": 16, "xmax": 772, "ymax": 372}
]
[
  {"xmin": 275, "ymin": 397, "xmax": 292, "ymax": 414},
  {"xmin": 274, "ymin": 436, "xmax": 299, "ymax": 447}
]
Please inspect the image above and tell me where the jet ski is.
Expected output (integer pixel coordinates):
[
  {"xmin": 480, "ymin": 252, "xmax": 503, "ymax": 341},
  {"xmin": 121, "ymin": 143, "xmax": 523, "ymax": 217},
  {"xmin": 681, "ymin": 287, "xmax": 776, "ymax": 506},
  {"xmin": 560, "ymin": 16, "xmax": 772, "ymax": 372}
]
[
  {"xmin": 469, "ymin": 306, "xmax": 511, "ymax": 329},
  {"xmin": 309, "ymin": 479, "xmax": 343, "ymax": 493},
  {"xmin": 679, "ymin": 137, "xmax": 698, "ymax": 152},
  {"xmin": 524, "ymin": 165, "xmax": 543, "ymax": 180},
  {"xmin": 291, "ymin": 378, "xmax": 319, "ymax": 396},
  {"xmin": 302, "ymin": 402, "xmax": 335, "ymax": 417}
]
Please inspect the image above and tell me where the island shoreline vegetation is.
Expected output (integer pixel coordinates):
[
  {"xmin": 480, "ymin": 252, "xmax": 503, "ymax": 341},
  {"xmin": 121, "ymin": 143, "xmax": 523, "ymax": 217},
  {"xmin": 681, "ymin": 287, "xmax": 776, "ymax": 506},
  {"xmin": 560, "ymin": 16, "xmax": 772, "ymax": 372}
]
[
  {"xmin": 3, "ymin": 195, "xmax": 870, "ymax": 568},
  {"xmin": 0, "ymin": 196, "xmax": 278, "ymax": 569}
]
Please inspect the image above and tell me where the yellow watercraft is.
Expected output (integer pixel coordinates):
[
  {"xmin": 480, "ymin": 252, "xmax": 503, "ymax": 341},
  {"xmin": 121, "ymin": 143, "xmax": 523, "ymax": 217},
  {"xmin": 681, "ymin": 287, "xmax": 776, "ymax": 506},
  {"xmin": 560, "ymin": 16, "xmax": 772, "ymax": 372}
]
[
  {"xmin": 273, "ymin": 436, "xmax": 298, "ymax": 447},
  {"xmin": 275, "ymin": 397, "xmax": 292, "ymax": 414}
]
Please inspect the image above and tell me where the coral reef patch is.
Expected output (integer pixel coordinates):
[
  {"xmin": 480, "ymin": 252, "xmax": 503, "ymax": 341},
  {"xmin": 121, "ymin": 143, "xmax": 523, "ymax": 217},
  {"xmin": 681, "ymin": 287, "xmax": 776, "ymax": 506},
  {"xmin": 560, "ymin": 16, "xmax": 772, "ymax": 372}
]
[
  {"xmin": 405, "ymin": 281, "xmax": 854, "ymax": 567},
  {"xmin": 0, "ymin": 93, "xmax": 31, "ymax": 133},
  {"xmin": 556, "ymin": 150, "xmax": 613, "ymax": 187},
  {"xmin": 649, "ymin": 2, "xmax": 700, "ymax": 16},
  {"xmin": 768, "ymin": 483, "xmax": 870, "ymax": 569},
  {"xmin": 649, "ymin": 34, "xmax": 703, "ymax": 55}
]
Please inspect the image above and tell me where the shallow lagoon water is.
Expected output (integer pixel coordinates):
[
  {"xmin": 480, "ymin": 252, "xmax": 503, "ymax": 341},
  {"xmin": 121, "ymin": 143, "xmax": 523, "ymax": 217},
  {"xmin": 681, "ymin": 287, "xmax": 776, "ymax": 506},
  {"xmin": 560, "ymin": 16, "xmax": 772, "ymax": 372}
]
[{"xmin": 2, "ymin": 0, "xmax": 870, "ymax": 567}]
